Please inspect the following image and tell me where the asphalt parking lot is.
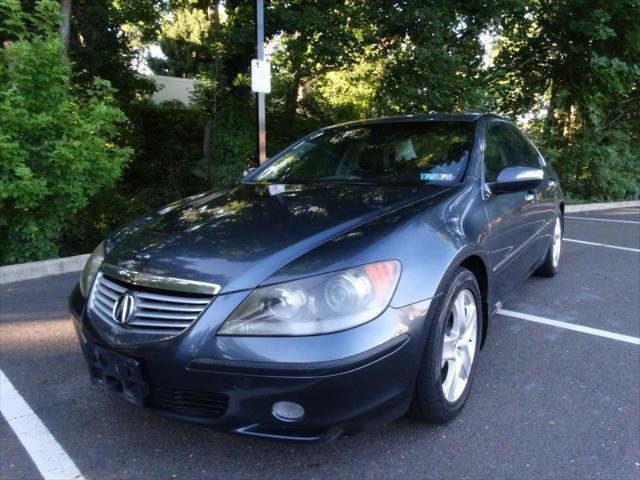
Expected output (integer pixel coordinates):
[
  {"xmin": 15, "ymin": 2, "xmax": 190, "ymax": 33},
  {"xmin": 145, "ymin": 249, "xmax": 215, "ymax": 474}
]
[{"xmin": 1, "ymin": 207, "xmax": 639, "ymax": 480}]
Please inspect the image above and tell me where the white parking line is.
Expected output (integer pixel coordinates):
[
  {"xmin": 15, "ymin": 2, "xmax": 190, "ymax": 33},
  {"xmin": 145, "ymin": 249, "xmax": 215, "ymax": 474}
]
[
  {"xmin": 498, "ymin": 309, "xmax": 640, "ymax": 346},
  {"xmin": 563, "ymin": 238, "xmax": 640, "ymax": 253},
  {"xmin": 0, "ymin": 369, "xmax": 84, "ymax": 480},
  {"xmin": 565, "ymin": 216, "xmax": 640, "ymax": 225}
]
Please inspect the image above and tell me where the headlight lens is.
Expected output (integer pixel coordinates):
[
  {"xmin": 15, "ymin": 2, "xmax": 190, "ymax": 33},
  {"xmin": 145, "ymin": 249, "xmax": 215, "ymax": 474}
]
[
  {"xmin": 218, "ymin": 260, "xmax": 401, "ymax": 336},
  {"xmin": 79, "ymin": 241, "xmax": 105, "ymax": 297}
]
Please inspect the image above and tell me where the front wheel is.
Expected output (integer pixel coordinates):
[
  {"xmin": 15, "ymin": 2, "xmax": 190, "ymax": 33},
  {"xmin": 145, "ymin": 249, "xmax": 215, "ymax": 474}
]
[{"xmin": 412, "ymin": 267, "xmax": 482, "ymax": 422}]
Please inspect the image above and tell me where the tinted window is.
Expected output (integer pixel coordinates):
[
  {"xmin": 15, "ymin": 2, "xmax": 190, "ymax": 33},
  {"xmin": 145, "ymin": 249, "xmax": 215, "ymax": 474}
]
[
  {"xmin": 484, "ymin": 123, "xmax": 512, "ymax": 182},
  {"xmin": 506, "ymin": 125, "xmax": 541, "ymax": 169},
  {"xmin": 484, "ymin": 122, "xmax": 540, "ymax": 182},
  {"xmin": 251, "ymin": 122, "xmax": 475, "ymax": 186}
]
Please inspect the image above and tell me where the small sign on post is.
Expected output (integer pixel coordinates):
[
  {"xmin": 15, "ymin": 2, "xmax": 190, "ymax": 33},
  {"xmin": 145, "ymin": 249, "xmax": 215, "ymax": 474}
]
[{"xmin": 251, "ymin": 59, "xmax": 271, "ymax": 94}]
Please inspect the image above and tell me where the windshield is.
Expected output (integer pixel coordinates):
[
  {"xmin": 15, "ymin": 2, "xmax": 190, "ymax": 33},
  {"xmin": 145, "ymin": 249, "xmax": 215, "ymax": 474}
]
[{"xmin": 250, "ymin": 121, "xmax": 475, "ymax": 186}]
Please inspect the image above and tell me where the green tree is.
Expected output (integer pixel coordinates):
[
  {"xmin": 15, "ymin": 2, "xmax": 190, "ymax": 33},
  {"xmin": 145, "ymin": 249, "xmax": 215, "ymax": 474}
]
[
  {"xmin": 146, "ymin": 1, "xmax": 212, "ymax": 77},
  {"xmin": 492, "ymin": 0, "xmax": 640, "ymax": 200},
  {"xmin": 360, "ymin": 0, "xmax": 504, "ymax": 114},
  {"xmin": 69, "ymin": 0, "xmax": 163, "ymax": 105},
  {"xmin": 0, "ymin": 0, "xmax": 132, "ymax": 264},
  {"xmin": 148, "ymin": 1, "xmax": 256, "ymax": 180},
  {"xmin": 263, "ymin": 0, "xmax": 507, "ymax": 145},
  {"xmin": 267, "ymin": 0, "xmax": 368, "ymax": 119}
]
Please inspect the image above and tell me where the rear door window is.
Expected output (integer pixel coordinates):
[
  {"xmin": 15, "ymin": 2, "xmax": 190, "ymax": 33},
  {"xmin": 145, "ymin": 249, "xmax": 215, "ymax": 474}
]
[
  {"xmin": 505, "ymin": 125, "xmax": 542, "ymax": 169},
  {"xmin": 484, "ymin": 122, "xmax": 513, "ymax": 182},
  {"xmin": 484, "ymin": 121, "xmax": 540, "ymax": 182}
]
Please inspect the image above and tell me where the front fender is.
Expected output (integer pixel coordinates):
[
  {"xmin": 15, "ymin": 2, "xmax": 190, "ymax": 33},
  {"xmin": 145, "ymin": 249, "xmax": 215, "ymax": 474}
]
[{"xmin": 266, "ymin": 183, "xmax": 490, "ymax": 309}]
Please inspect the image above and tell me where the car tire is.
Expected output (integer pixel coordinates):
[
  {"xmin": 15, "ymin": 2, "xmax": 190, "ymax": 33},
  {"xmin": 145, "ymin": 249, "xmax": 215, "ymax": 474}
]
[
  {"xmin": 412, "ymin": 267, "xmax": 482, "ymax": 423},
  {"xmin": 535, "ymin": 213, "xmax": 563, "ymax": 277}
]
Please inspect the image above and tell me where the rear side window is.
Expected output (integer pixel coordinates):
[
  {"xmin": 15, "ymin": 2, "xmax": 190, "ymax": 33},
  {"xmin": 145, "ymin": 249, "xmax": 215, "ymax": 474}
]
[
  {"xmin": 484, "ymin": 122, "xmax": 540, "ymax": 182},
  {"xmin": 484, "ymin": 122, "xmax": 512, "ymax": 182},
  {"xmin": 505, "ymin": 124, "xmax": 542, "ymax": 169}
]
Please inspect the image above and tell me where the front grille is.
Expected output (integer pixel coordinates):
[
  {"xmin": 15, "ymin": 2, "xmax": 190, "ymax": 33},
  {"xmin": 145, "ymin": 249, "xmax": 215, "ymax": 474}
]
[
  {"xmin": 146, "ymin": 385, "xmax": 228, "ymax": 418},
  {"xmin": 88, "ymin": 272, "xmax": 214, "ymax": 335}
]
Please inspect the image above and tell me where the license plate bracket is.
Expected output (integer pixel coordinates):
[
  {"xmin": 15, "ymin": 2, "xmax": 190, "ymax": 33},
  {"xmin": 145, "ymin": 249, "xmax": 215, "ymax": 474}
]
[{"xmin": 85, "ymin": 344, "xmax": 148, "ymax": 406}]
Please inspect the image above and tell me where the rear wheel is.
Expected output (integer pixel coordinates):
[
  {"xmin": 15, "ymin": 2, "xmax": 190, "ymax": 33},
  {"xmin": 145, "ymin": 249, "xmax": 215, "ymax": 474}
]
[
  {"xmin": 413, "ymin": 267, "xmax": 482, "ymax": 422},
  {"xmin": 535, "ymin": 214, "xmax": 562, "ymax": 277}
]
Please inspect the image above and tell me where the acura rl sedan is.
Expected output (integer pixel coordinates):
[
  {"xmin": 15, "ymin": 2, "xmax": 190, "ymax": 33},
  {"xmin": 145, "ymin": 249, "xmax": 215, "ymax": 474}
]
[{"xmin": 69, "ymin": 113, "xmax": 564, "ymax": 442}]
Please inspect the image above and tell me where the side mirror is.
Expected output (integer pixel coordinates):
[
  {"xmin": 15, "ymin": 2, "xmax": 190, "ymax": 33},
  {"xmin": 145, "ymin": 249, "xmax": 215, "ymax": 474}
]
[
  {"xmin": 491, "ymin": 166, "xmax": 543, "ymax": 194},
  {"xmin": 242, "ymin": 167, "xmax": 257, "ymax": 177}
]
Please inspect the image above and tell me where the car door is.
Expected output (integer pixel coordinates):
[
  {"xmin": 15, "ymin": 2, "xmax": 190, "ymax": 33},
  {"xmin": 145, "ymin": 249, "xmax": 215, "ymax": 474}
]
[
  {"xmin": 482, "ymin": 120, "xmax": 543, "ymax": 302},
  {"xmin": 507, "ymin": 125, "xmax": 558, "ymax": 260}
]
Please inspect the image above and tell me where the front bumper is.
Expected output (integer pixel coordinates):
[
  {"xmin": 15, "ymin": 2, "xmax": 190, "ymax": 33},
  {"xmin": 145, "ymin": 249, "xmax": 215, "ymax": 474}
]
[{"xmin": 69, "ymin": 284, "xmax": 432, "ymax": 442}]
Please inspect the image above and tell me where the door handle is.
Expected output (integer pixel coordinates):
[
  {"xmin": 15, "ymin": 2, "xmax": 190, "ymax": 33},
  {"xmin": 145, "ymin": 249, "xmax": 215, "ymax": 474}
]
[{"xmin": 524, "ymin": 192, "xmax": 535, "ymax": 202}]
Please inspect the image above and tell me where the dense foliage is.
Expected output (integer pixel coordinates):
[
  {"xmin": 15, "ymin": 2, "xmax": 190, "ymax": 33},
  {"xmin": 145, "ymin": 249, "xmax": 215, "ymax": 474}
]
[
  {"xmin": 1, "ymin": 0, "xmax": 638, "ymax": 263},
  {"xmin": 0, "ymin": 0, "xmax": 131, "ymax": 264},
  {"xmin": 59, "ymin": 100, "xmax": 208, "ymax": 256},
  {"xmin": 491, "ymin": 0, "xmax": 640, "ymax": 201},
  {"xmin": 153, "ymin": 0, "xmax": 637, "ymax": 201},
  {"xmin": 67, "ymin": 0, "xmax": 162, "ymax": 105}
]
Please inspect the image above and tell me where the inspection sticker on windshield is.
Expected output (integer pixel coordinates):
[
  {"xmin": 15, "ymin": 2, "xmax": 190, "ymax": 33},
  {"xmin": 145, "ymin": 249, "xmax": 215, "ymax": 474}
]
[
  {"xmin": 268, "ymin": 184, "xmax": 286, "ymax": 196},
  {"xmin": 420, "ymin": 173, "xmax": 455, "ymax": 181}
]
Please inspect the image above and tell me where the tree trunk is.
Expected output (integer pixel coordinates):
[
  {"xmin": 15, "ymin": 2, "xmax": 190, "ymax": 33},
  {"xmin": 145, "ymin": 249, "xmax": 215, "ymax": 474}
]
[
  {"xmin": 203, "ymin": 117, "xmax": 213, "ymax": 173},
  {"xmin": 60, "ymin": 0, "xmax": 72, "ymax": 59},
  {"xmin": 286, "ymin": 73, "xmax": 303, "ymax": 118},
  {"xmin": 544, "ymin": 79, "xmax": 558, "ymax": 137},
  {"xmin": 208, "ymin": 1, "xmax": 220, "ymax": 31},
  {"xmin": 202, "ymin": 0, "xmax": 221, "ymax": 181}
]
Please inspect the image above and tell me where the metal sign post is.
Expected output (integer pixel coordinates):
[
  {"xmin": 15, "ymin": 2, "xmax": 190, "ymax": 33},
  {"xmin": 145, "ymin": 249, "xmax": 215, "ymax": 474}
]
[{"xmin": 255, "ymin": 0, "xmax": 267, "ymax": 165}]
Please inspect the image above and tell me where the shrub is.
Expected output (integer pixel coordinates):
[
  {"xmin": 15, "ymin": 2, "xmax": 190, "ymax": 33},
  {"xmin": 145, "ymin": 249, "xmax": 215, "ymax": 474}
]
[
  {"xmin": 59, "ymin": 100, "xmax": 210, "ymax": 255},
  {"xmin": 0, "ymin": 0, "xmax": 132, "ymax": 264}
]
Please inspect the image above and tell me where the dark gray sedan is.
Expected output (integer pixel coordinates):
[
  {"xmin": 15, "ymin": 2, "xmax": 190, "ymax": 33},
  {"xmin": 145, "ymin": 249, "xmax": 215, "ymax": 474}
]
[{"xmin": 69, "ymin": 113, "xmax": 564, "ymax": 441}]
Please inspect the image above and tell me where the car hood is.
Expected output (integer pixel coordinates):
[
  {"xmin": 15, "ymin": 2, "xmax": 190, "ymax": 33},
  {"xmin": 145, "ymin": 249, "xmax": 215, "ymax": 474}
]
[{"xmin": 104, "ymin": 182, "xmax": 449, "ymax": 293}]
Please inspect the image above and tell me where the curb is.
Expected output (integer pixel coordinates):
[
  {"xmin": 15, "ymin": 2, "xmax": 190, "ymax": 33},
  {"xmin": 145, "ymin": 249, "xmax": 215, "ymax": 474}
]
[
  {"xmin": 1, "ymin": 201, "xmax": 637, "ymax": 285},
  {"xmin": 0, "ymin": 254, "xmax": 89, "ymax": 286},
  {"xmin": 565, "ymin": 200, "xmax": 639, "ymax": 213}
]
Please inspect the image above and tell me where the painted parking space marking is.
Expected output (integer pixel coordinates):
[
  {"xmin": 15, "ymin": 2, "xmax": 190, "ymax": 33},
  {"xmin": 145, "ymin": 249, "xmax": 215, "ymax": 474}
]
[
  {"xmin": 0, "ymin": 369, "xmax": 84, "ymax": 480},
  {"xmin": 565, "ymin": 216, "xmax": 640, "ymax": 225},
  {"xmin": 563, "ymin": 238, "xmax": 640, "ymax": 253},
  {"xmin": 498, "ymin": 309, "xmax": 640, "ymax": 346}
]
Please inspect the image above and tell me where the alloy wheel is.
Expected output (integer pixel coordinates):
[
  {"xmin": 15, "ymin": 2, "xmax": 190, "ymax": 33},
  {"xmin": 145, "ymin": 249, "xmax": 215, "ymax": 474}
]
[
  {"xmin": 440, "ymin": 289, "xmax": 477, "ymax": 403},
  {"xmin": 552, "ymin": 216, "xmax": 562, "ymax": 268}
]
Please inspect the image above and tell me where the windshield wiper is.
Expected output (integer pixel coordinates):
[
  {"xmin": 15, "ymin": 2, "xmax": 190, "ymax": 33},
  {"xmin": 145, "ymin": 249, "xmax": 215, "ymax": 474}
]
[{"xmin": 322, "ymin": 179, "xmax": 378, "ymax": 185}]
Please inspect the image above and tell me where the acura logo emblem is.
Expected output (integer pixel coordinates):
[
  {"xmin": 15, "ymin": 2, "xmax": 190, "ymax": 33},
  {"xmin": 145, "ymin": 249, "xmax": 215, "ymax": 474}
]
[{"xmin": 113, "ymin": 293, "xmax": 135, "ymax": 325}]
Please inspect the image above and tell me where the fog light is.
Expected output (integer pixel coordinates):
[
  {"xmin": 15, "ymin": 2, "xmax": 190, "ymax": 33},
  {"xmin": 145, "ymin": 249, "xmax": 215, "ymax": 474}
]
[{"xmin": 272, "ymin": 401, "xmax": 305, "ymax": 422}]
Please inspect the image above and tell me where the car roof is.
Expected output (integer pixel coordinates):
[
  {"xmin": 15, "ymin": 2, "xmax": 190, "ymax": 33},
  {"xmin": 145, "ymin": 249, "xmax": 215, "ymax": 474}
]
[{"xmin": 326, "ymin": 113, "xmax": 508, "ymax": 129}]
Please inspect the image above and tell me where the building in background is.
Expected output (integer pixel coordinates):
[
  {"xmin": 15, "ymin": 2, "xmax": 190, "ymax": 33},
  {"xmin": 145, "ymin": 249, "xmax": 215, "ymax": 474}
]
[{"xmin": 147, "ymin": 74, "xmax": 197, "ymax": 106}]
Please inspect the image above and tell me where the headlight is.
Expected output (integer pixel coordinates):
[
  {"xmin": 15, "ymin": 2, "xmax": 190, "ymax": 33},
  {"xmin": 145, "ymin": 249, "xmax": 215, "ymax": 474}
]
[
  {"xmin": 79, "ymin": 241, "xmax": 105, "ymax": 297},
  {"xmin": 218, "ymin": 260, "xmax": 401, "ymax": 336}
]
